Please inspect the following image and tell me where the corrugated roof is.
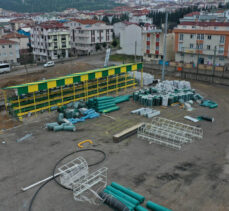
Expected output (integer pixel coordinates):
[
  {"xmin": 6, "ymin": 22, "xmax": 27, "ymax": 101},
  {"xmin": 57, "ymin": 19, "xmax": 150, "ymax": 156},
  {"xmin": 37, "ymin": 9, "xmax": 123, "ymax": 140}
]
[
  {"xmin": 2, "ymin": 32, "xmax": 27, "ymax": 39},
  {"xmin": 0, "ymin": 39, "xmax": 18, "ymax": 45}
]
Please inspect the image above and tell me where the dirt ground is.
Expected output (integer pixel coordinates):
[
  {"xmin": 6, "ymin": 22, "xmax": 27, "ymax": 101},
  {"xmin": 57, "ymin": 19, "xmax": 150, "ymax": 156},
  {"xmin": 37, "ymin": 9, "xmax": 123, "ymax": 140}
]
[{"xmin": 0, "ymin": 80, "xmax": 229, "ymax": 211}]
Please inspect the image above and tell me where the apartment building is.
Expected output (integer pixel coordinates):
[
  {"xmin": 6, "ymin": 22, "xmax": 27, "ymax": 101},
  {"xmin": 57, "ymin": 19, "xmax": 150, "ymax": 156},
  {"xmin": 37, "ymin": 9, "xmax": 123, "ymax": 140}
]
[
  {"xmin": 30, "ymin": 21, "xmax": 70, "ymax": 61},
  {"xmin": 173, "ymin": 21, "xmax": 229, "ymax": 66},
  {"xmin": 0, "ymin": 39, "xmax": 20, "ymax": 64},
  {"xmin": 64, "ymin": 19, "xmax": 113, "ymax": 56},
  {"xmin": 2, "ymin": 32, "xmax": 29, "ymax": 53},
  {"xmin": 142, "ymin": 25, "xmax": 174, "ymax": 61}
]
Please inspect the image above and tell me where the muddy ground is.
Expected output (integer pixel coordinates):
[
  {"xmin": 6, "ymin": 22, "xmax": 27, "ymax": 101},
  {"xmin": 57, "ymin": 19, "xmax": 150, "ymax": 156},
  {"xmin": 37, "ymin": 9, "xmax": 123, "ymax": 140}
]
[{"xmin": 0, "ymin": 80, "xmax": 229, "ymax": 211}]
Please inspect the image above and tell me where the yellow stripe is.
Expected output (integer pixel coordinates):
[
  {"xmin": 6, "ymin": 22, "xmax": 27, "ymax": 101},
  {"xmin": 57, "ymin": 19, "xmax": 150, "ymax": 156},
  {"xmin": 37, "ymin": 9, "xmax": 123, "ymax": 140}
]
[
  {"xmin": 108, "ymin": 69, "xmax": 115, "ymax": 76},
  {"xmin": 95, "ymin": 72, "xmax": 102, "ymax": 79},
  {"xmin": 132, "ymin": 64, "xmax": 137, "ymax": 71},
  {"xmin": 28, "ymin": 84, "xmax": 38, "ymax": 93},
  {"xmin": 65, "ymin": 77, "xmax": 73, "ymax": 85},
  {"xmin": 47, "ymin": 81, "xmax": 56, "ymax": 89},
  {"xmin": 81, "ymin": 75, "xmax": 88, "ymax": 81},
  {"xmin": 121, "ymin": 67, "xmax": 126, "ymax": 73}
]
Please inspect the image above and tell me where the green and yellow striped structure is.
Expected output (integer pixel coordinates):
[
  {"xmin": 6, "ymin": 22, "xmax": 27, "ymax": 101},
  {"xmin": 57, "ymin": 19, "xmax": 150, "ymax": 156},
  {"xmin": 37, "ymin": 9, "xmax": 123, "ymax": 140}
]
[
  {"xmin": 3, "ymin": 63, "xmax": 142, "ymax": 95},
  {"xmin": 2, "ymin": 63, "xmax": 143, "ymax": 118}
]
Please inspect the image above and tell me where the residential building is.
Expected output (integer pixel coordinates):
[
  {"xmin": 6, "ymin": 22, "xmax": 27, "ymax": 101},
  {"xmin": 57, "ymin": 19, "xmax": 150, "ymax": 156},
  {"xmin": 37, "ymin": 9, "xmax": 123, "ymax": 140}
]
[
  {"xmin": 30, "ymin": 21, "xmax": 70, "ymax": 61},
  {"xmin": 117, "ymin": 23, "xmax": 143, "ymax": 56},
  {"xmin": 173, "ymin": 21, "xmax": 229, "ymax": 66},
  {"xmin": 0, "ymin": 39, "xmax": 20, "ymax": 64},
  {"xmin": 64, "ymin": 19, "xmax": 113, "ymax": 56},
  {"xmin": 113, "ymin": 22, "xmax": 127, "ymax": 38},
  {"xmin": 142, "ymin": 25, "xmax": 175, "ymax": 61},
  {"xmin": 2, "ymin": 32, "xmax": 29, "ymax": 53}
]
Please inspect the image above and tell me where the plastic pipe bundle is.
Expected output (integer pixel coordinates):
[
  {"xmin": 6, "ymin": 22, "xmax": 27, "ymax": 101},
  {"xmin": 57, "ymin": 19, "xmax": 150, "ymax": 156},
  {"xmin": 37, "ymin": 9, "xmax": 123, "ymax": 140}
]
[
  {"xmin": 111, "ymin": 182, "xmax": 145, "ymax": 203},
  {"xmin": 136, "ymin": 205, "xmax": 149, "ymax": 211},
  {"xmin": 99, "ymin": 191, "xmax": 129, "ymax": 211},
  {"xmin": 146, "ymin": 201, "xmax": 172, "ymax": 211},
  {"xmin": 106, "ymin": 186, "xmax": 140, "ymax": 206}
]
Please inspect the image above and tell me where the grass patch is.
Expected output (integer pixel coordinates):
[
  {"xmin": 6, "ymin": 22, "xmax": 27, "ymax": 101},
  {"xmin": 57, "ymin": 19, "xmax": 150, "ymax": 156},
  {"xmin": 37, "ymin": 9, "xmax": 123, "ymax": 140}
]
[{"xmin": 110, "ymin": 54, "xmax": 141, "ymax": 63}]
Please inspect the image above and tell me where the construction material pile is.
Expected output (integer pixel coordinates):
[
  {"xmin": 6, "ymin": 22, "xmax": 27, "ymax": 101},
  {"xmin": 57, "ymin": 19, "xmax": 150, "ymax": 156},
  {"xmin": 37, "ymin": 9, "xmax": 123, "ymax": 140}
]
[
  {"xmin": 46, "ymin": 101, "xmax": 100, "ymax": 132},
  {"xmin": 133, "ymin": 80, "xmax": 196, "ymax": 107},
  {"xmin": 131, "ymin": 108, "xmax": 160, "ymax": 118},
  {"xmin": 138, "ymin": 117, "xmax": 203, "ymax": 150},
  {"xmin": 87, "ymin": 95, "xmax": 131, "ymax": 113},
  {"xmin": 129, "ymin": 72, "xmax": 154, "ymax": 86},
  {"xmin": 100, "ymin": 182, "xmax": 172, "ymax": 211}
]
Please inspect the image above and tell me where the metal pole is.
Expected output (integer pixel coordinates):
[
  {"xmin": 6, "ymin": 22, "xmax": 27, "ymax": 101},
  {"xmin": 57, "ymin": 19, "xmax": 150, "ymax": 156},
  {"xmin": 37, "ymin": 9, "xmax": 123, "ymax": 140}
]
[
  {"xmin": 134, "ymin": 41, "xmax": 137, "ymax": 62},
  {"xmin": 212, "ymin": 46, "xmax": 217, "ymax": 83},
  {"xmin": 196, "ymin": 50, "xmax": 200, "ymax": 80},
  {"xmin": 162, "ymin": 11, "xmax": 168, "ymax": 81}
]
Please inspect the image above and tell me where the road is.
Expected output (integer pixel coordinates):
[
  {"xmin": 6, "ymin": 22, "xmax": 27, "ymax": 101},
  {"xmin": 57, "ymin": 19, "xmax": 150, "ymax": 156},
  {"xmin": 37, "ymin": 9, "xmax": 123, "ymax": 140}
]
[{"xmin": 0, "ymin": 52, "xmax": 122, "ymax": 79}]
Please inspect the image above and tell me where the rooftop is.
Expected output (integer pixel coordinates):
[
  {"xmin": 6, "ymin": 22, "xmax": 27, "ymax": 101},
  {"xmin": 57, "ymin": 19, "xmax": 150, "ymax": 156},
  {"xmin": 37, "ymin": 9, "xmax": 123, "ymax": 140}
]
[
  {"xmin": 2, "ymin": 32, "xmax": 27, "ymax": 39},
  {"xmin": 0, "ymin": 39, "xmax": 18, "ymax": 45},
  {"xmin": 70, "ymin": 19, "xmax": 105, "ymax": 25},
  {"xmin": 179, "ymin": 21, "xmax": 229, "ymax": 27}
]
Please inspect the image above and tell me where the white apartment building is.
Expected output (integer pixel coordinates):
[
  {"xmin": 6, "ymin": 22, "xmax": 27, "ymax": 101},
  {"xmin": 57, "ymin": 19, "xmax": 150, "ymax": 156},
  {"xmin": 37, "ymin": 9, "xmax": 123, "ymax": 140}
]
[
  {"xmin": 129, "ymin": 14, "xmax": 152, "ymax": 25},
  {"xmin": 30, "ymin": 21, "xmax": 70, "ymax": 61},
  {"xmin": 117, "ymin": 23, "xmax": 143, "ymax": 56},
  {"xmin": 174, "ymin": 21, "xmax": 229, "ymax": 66},
  {"xmin": 0, "ymin": 39, "xmax": 20, "ymax": 64},
  {"xmin": 64, "ymin": 19, "xmax": 113, "ymax": 56}
]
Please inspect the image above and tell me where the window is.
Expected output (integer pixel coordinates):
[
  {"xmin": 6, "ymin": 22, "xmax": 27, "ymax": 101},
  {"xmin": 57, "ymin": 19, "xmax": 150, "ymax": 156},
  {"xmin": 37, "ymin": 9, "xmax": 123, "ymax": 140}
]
[
  {"xmin": 208, "ymin": 35, "xmax": 211, "ymax": 40},
  {"xmin": 220, "ymin": 35, "xmax": 225, "ymax": 43},
  {"xmin": 156, "ymin": 37, "xmax": 159, "ymax": 42},
  {"xmin": 179, "ymin": 33, "xmax": 183, "ymax": 41},
  {"xmin": 219, "ymin": 56, "xmax": 224, "ymax": 61},
  {"xmin": 147, "ymin": 45, "xmax": 150, "ymax": 50},
  {"xmin": 219, "ymin": 46, "xmax": 224, "ymax": 53},
  {"xmin": 9, "ymin": 52, "xmax": 13, "ymax": 56},
  {"xmin": 201, "ymin": 34, "xmax": 204, "ymax": 40},
  {"xmin": 190, "ymin": 44, "xmax": 194, "ymax": 49},
  {"xmin": 199, "ymin": 44, "xmax": 203, "ymax": 49},
  {"xmin": 190, "ymin": 34, "xmax": 194, "ymax": 39},
  {"xmin": 147, "ymin": 36, "xmax": 150, "ymax": 41},
  {"xmin": 179, "ymin": 43, "xmax": 183, "ymax": 51},
  {"xmin": 9, "ymin": 45, "xmax": 12, "ymax": 48},
  {"xmin": 197, "ymin": 34, "xmax": 200, "ymax": 40},
  {"xmin": 207, "ymin": 45, "xmax": 211, "ymax": 50},
  {"xmin": 208, "ymin": 56, "xmax": 212, "ymax": 59},
  {"xmin": 156, "ymin": 46, "xmax": 159, "ymax": 50},
  {"xmin": 2, "ymin": 45, "xmax": 5, "ymax": 48}
]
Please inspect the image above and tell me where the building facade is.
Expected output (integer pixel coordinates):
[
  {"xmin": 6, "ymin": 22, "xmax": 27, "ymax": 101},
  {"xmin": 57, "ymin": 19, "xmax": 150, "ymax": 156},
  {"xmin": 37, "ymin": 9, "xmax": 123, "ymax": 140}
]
[
  {"xmin": 64, "ymin": 19, "xmax": 113, "ymax": 56},
  {"xmin": 174, "ymin": 22, "xmax": 229, "ymax": 66},
  {"xmin": 117, "ymin": 23, "xmax": 143, "ymax": 56},
  {"xmin": 2, "ymin": 32, "xmax": 29, "ymax": 52},
  {"xmin": 30, "ymin": 21, "xmax": 70, "ymax": 61},
  {"xmin": 0, "ymin": 39, "xmax": 20, "ymax": 64}
]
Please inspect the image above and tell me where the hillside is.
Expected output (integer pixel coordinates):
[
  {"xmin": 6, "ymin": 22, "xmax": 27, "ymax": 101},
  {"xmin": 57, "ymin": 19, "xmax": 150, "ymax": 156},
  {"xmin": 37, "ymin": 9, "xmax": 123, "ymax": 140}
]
[{"xmin": 0, "ymin": 0, "xmax": 119, "ymax": 13}]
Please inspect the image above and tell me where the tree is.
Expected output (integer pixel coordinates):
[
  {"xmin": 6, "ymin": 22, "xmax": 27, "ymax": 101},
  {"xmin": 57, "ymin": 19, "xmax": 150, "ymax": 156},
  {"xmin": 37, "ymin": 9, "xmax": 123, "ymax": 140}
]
[
  {"xmin": 96, "ymin": 43, "xmax": 101, "ymax": 51},
  {"xmin": 112, "ymin": 39, "xmax": 118, "ymax": 47},
  {"xmin": 102, "ymin": 42, "xmax": 107, "ymax": 48},
  {"xmin": 102, "ymin": 16, "xmax": 110, "ymax": 25}
]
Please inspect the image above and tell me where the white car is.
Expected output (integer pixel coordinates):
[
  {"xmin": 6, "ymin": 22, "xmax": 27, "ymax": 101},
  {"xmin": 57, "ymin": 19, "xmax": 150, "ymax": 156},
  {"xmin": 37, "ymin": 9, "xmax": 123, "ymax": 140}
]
[{"xmin": 44, "ymin": 61, "xmax": 55, "ymax": 68}]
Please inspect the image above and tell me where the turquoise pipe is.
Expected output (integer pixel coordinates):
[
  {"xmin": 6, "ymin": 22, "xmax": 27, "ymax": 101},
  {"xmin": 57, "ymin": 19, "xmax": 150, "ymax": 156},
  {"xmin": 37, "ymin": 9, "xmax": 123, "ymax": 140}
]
[
  {"xmin": 106, "ymin": 185, "xmax": 140, "ymax": 206},
  {"xmin": 104, "ymin": 189, "xmax": 134, "ymax": 210},
  {"xmin": 136, "ymin": 205, "xmax": 149, "ymax": 211},
  {"xmin": 111, "ymin": 182, "xmax": 145, "ymax": 203},
  {"xmin": 146, "ymin": 201, "xmax": 172, "ymax": 211}
]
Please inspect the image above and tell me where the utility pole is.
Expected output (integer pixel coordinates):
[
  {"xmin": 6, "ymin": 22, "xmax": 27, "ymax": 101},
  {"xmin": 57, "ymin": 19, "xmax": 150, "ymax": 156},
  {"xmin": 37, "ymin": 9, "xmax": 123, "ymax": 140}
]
[
  {"xmin": 162, "ymin": 11, "xmax": 168, "ymax": 81},
  {"xmin": 212, "ymin": 46, "xmax": 217, "ymax": 83},
  {"xmin": 134, "ymin": 41, "xmax": 137, "ymax": 62},
  {"xmin": 196, "ymin": 50, "xmax": 200, "ymax": 81}
]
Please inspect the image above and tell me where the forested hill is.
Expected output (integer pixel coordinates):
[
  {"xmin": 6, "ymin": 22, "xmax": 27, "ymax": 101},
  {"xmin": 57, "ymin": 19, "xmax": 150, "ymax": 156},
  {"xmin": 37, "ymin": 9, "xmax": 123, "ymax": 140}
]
[{"xmin": 0, "ymin": 0, "xmax": 118, "ymax": 13}]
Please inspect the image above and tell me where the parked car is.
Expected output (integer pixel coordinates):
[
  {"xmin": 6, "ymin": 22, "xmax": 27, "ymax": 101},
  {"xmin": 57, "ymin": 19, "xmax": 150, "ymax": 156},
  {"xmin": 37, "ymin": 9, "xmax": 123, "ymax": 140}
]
[
  {"xmin": 0, "ymin": 63, "xmax": 11, "ymax": 74},
  {"xmin": 44, "ymin": 61, "xmax": 55, "ymax": 68}
]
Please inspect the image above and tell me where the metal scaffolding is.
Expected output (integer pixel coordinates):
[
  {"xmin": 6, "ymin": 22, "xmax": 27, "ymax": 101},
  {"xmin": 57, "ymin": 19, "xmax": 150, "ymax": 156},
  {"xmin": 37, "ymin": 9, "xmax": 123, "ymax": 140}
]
[{"xmin": 138, "ymin": 117, "xmax": 203, "ymax": 150}]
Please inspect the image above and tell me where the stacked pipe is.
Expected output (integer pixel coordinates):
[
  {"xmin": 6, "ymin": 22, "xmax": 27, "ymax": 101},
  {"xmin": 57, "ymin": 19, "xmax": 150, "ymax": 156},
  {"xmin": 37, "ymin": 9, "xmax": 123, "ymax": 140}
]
[
  {"xmin": 87, "ymin": 95, "xmax": 131, "ymax": 113},
  {"xmin": 101, "ymin": 182, "xmax": 145, "ymax": 211}
]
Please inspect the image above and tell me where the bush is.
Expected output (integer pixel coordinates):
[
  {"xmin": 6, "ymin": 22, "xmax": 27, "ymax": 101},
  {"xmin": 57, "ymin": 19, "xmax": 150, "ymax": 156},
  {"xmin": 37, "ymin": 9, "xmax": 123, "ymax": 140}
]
[{"xmin": 112, "ymin": 39, "xmax": 117, "ymax": 47}]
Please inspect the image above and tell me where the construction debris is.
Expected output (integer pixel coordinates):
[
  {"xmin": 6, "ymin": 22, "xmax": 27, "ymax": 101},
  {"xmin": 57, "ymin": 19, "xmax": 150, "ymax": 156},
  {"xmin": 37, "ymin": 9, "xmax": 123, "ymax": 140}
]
[
  {"xmin": 184, "ymin": 116, "xmax": 199, "ymax": 123},
  {"xmin": 131, "ymin": 108, "xmax": 160, "ymax": 118},
  {"xmin": 129, "ymin": 72, "xmax": 154, "ymax": 86},
  {"xmin": 138, "ymin": 117, "xmax": 203, "ymax": 150},
  {"xmin": 16, "ymin": 133, "xmax": 32, "ymax": 143},
  {"xmin": 113, "ymin": 123, "xmax": 143, "ymax": 143},
  {"xmin": 200, "ymin": 100, "xmax": 218, "ymax": 109}
]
